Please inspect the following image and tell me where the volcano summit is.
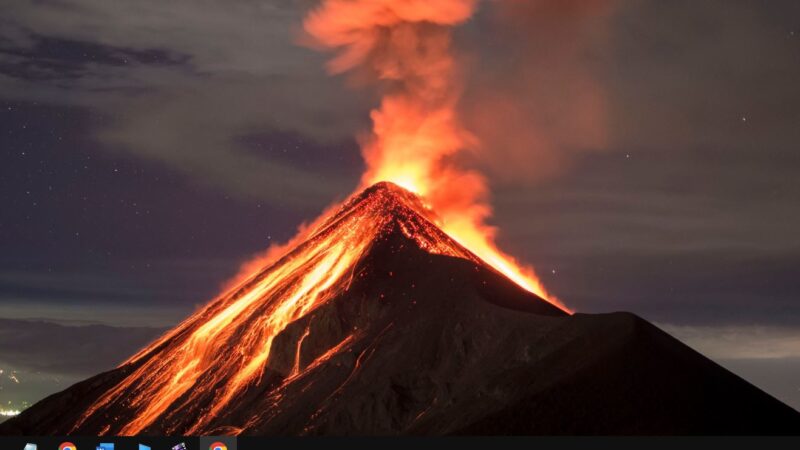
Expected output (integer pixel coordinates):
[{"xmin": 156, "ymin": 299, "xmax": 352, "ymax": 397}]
[{"xmin": 2, "ymin": 182, "xmax": 799, "ymax": 435}]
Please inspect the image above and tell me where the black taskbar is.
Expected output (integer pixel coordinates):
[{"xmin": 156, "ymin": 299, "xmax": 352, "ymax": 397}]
[{"xmin": 2, "ymin": 436, "xmax": 800, "ymax": 450}]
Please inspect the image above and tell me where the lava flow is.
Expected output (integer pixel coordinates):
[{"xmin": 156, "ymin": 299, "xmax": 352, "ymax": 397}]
[
  {"xmin": 70, "ymin": 182, "xmax": 562, "ymax": 435},
  {"xmin": 9, "ymin": 183, "xmax": 800, "ymax": 436},
  {"xmin": 70, "ymin": 0, "xmax": 569, "ymax": 436}
]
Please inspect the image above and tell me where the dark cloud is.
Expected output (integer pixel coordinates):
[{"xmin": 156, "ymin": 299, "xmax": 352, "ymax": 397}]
[
  {"xmin": 477, "ymin": 0, "xmax": 800, "ymax": 328},
  {"xmin": 492, "ymin": 147, "xmax": 800, "ymax": 326},
  {"xmin": 0, "ymin": 35, "xmax": 188, "ymax": 82},
  {"xmin": 0, "ymin": 318, "xmax": 162, "ymax": 375},
  {"xmin": 0, "ymin": 0, "xmax": 371, "ymax": 206},
  {"xmin": 609, "ymin": 0, "xmax": 800, "ymax": 152},
  {"xmin": 93, "ymin": 73, "xmax": 366, "ymax": 206}
]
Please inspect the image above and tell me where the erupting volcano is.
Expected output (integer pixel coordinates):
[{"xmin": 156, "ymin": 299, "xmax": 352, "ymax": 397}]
[
  {"xmin": 3, "ymin": 182, "xmax": 800, "ymax": 435},
  {"xmin": 3, "ymin": 0, "xmax": 799, "ymax": 437}
]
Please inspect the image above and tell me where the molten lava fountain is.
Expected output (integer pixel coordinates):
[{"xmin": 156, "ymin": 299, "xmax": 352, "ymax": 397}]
[{"xmin": 71, "ymin": 0, "xmax": 569, "ymax": 436}]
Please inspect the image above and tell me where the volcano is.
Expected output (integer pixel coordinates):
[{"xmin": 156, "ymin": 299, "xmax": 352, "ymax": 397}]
[{"xmin": 2, "ymin": 182, "xmax": 799, "ymax": 435}]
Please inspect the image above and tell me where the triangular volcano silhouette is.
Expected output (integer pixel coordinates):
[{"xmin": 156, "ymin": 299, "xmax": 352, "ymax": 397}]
[{"xmin": 3, "ymin": 182, "xmax": 799, "ymax": 435}]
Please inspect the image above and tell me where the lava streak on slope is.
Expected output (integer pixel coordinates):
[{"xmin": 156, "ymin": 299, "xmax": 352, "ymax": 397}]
[
  {"xmin": 6, "ymin": 185, "xmax": 799, "ymax": 435},
  {"xmin": 71, "ymin": 0, "xmax": 571, "ymax": 435},
  {"xmin": 72, "ymin": 182, "xmax": 561, "ymax": 435}
]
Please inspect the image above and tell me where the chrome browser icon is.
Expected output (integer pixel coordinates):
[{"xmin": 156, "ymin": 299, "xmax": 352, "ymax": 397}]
[
  {"xmin": 209, "ymin": 442, "xmax": 228, "ymax": 450},
  {"xmin": 59, "ymin": 443, "xmax": 77, "ymax": 450}
]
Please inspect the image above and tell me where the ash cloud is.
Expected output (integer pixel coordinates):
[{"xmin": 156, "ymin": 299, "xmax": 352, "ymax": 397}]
[{"xmin": 460, "ymin": 0, "xmax": 616, "ymax": 185}]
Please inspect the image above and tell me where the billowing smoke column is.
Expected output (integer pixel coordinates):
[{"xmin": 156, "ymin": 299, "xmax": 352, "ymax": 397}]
[
  {"xmin": 56, "ymin": 1, "xmax": 593, "ymax": 437},
  {"xmin": 305, "ymin": 0, "xmax": 477, "ymax": 198},
  {"xmin": 36, "ymin": 2, "xmax": 579, "ymax": 437},
  {"xmin": 304, "ymin": 0, "xmax": 563, "ymax": 306}
]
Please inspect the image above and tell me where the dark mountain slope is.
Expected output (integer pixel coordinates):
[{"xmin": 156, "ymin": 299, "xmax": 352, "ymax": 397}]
[{"xmin": 2, "ymin": 183, "xmax": 798, "ymax": 435}]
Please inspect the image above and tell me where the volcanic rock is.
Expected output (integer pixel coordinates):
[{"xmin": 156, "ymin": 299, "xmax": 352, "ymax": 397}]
[{"xmin": 2, "ymin": 182, "xmax": 798, "ymax": 435}]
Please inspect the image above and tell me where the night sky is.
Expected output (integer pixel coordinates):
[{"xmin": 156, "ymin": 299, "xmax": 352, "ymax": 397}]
[{"xmin": 1, "ymin": 0, "xmax": 799, "ymax": 412}]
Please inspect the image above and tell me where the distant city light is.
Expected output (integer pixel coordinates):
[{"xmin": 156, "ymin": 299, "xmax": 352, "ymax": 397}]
[{"xmin": 0, "ymin": 409, "xmax": 21, "ymax": 417}]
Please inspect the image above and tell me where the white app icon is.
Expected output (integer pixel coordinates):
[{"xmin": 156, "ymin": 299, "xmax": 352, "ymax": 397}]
[{"xmin": 24, "ymin": 444, "xmax": 38, "ymax": 450}]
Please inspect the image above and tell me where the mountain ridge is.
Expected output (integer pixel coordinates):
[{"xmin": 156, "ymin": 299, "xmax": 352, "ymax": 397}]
[{"xmin": 1, "ymin": 182, "xmax": 798, "ymax": 435}]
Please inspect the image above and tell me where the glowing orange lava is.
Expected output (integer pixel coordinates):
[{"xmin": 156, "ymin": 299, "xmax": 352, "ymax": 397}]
[
  {"xmin": 73, "ymin": 1, "xmax": 570, "ymax": 436},
  {"xmin": 305, "ymin": 0, "xmax": 567, "ymax": 309},
  {"xmin": 77, "ymin": 181, "xmax": 539, "ymax": 435},
  {"xmin": 75, "ymin": 197, "xmax": 384, "ymax": 434}
]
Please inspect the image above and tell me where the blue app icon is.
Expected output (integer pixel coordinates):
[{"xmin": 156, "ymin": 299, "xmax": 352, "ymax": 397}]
[
  {"xmin": 139, "ymin": 445, "xmax": 151, "ymax": 450},
  {"xmin": 96, "ymin": 444, "xmax": 114, "ymax": 450}
]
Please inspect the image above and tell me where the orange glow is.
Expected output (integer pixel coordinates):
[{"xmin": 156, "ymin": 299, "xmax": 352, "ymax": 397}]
[
  {"xmin": 74, "ymin": 192, "xmax": 385, "ymax": 434},
  {"xmin": 305, "ymin": 0, "xmax": 568, "ymax": 310},
  {"xmin": 77, "ymin": 182, "xmax": 509, "ymax": 435},
  {"xmin": 74, "ymin": 0, "xmax": 571, "ymax": 436}
]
